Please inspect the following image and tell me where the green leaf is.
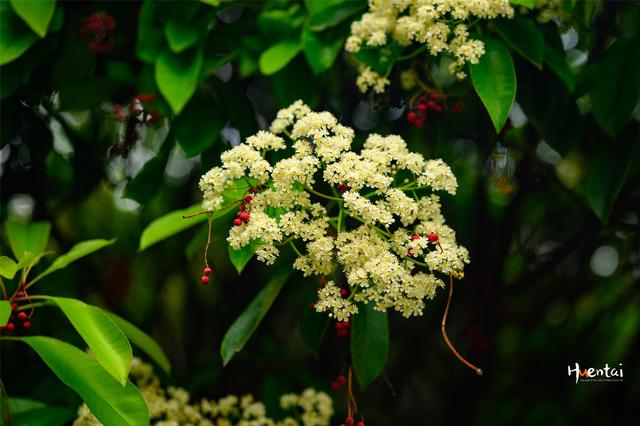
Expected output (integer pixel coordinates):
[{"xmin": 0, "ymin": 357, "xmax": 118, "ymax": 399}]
[
  {"xmin": 354, "ymin": 43, "xmax": 402, "ymax": 75},
  {"xmin": 220, "ymin": 268, "xmax": 292, "ymax": 365},
  {"xmin": 155, "ymin": 46, "xmax": 204, "ymax": 114},
  {"xmin": 43, "ymin": 296, "xmax": 133, "ymax": 385},
  {"xmin": 302, "ymin": 26, "xmax": 346, "ymax": 74},
  {"xmin": 9, "ymin": 0, "xmax": 55, "ymax": 38},
  {"xmin": 5, "ymin": 220, "xmax": 51, "ymax": 261},
  {"xmin": 304, "ymin": 0, "xmax": 343, "ymax": 15},
  {"xmin": 582, "ymin": 35, "xmax": 640, "ymax": 138},
  {"xmin": 470, "ymin": 37, "xmax": 516, "ymax": 133},
  {"xmin": 585, "ymin": 127, "xmax": 639, "ymax": 223},
  {"xmin": 351, "ymin": 303, "xmax": 389, "ymax": 389},
  {"xmin": 0, "ymin": 300, "xmax": 11, "ymax": 326},
  {"xmin": 299, "ymin": 305, "xmax": 329, "ymax": 358},
  {"xmin": 32, "ymin": 239, "xmax": 116, "ymax": 283},
  {"xmin": 0, "ymin": 4, "xmax": 38, "ymax": 65},
  {"xmin": 495, "ymin": 17, "xmax": 544, "ymax": 69},
  {"xmin": 509, "ymin": 0, "xmax": 534, "ymax": 8},
  {"xmin": 199, "ymin": 0, "xmax": 221, "ymax": 5},
  {"xmin": 228, "ymin": 240, "xmax": 261, "ymax": 275},
  {"xmin": 139, "ymin": 204, "xmax": 208, "ymax": 251},
  {"xmin": 542, "ymin": 24, "xmax": 574, "ymax": 91},
  {"xmin": 164, "ymin": 19, "xmax": 199, "ymax": 53},
  {"xmin": 12, "ymin": 336, "xmax": 149, "ymax": 426},
  {"xmin": 9, "ymin": 400, "xmax": 76, "ymax": 426},
  {"xmin": 136, "ymin": 1, "xmax": 164, "ymax": 63},
  {"xmin": 0, "ymin": 256, "xmax": 18, "ymax": 279},
  {"xmin": 174, "ymin": 95, "xmax": 223, "ymax": 157},
  {"xmin": 108, "ymin": 312, "xmax": 171, "ymax": 375},
  {"xmin": 308, "ymin": 1, "xmax": 365, "ymax": 32},
  {"xmin": 259, "ymin": 40, "xmax": 301, "ymax": 75}
]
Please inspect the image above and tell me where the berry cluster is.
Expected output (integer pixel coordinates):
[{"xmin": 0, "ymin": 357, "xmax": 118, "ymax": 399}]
[
  {"xmin": 340, "ymin": 416, "xmax": 365, "ymax": 426},
  {"xmin": 200, "ymin": 267, "xmax": 212, "ymax": 285},
  {"xmin": 406, "ymin": 92, "xmax": 464, "ymax": 128},
  {"xmin": 233, "ymin": 195, "xmax": 253, "ymax": 226},
  {"xmin": 80, "ymin": 11, "xmax": 117, "ymax": 53},
  {"xmin": 330, "ymin": 374, "xmax": 347, "ymax": 391},
  {"xmin": 407, "ymin": 232, "xmax": 438, "ymax": 257},
  {"xmin": 1, "ymin": 301, "xmax": 32, "ymax": 333},
  {"xmin": 335, "ymin": 320, "xmax": 350, "ymax": 337}
]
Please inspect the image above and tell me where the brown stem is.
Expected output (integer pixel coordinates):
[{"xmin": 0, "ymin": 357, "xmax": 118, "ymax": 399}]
[
  {"xmin": 204, "ymin": 218, "xmax": 213, "ymax": 269},
  {"xmin": 441, "ymin": 273, "xmax": 483, "ymax": 376}
]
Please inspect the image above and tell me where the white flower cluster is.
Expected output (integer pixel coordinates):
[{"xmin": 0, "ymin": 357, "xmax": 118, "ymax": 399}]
[
  {"xmin": 74, "ymin": 358, "xmax": 333, "ymax": 426},
  {"xmin": 199, "ymin": 101, "xmax": 469, "ymax": 321},
  {"xmin": 345, "ymin": 0, "xmax": 514, "ymax": 83}
]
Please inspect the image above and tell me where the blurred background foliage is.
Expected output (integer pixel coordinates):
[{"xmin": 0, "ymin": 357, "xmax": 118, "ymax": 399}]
[{"xmin": 1, "ymin": 0, "xmax": 639, "ymax": 424}]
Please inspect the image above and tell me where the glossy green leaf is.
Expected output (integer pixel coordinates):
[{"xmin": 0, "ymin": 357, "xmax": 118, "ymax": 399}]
[
  {"xmin": 302, "ymin": 26, "xmax": 345, "ymax": 74},
  {"xmin": 7, "ymin": 397, "xmax": 76, "ymax": 426},
  {"xmin": 139, "ymin": 204, "xmax": 208, "ymax": 251},
  {"xmin": 12, "ymin": 336, "xmax": 149, "ymax": 425},
  {"xmin": 259, "ymin": 40, "xmax": 301, "ymax": 75},
  {"xmin": 582, "ymin": 35, "xmax": 640, "ymax": 138},
  {"xmin": 136, "ymin": 1, "xmax": 164, "ymax": 63},
  {"xmin": 308, "ymin": 1, "xmax": 365, "ymax": 32},
  {"xmin": 174, "ymin": 95, "xmax": 223, "ymax": 157},
  {"xmin": 43, "ymin": 296, "xmax": 132, "ymax": 385},
  {"xmin": 299, "ymin": 304, "xmax": 329, "ymax": 358},
  {"xmin": 108, "ymin": 312, "xmax": 171, "ymax": 375},
  {"xmin": 0, "ymin": 256, "xmax": 18, "ymax": 279},
  {"xmin": 470, "ymin": 37, "xmax": 516, "ymax": 133},
  {"xmin": 155, "ymin": 46, "xmax": 204, "ymax": 114},
  {"xmin": 9, "ymin": 0, "xmax": 55, "ymax": 38},
  {"xmin": 354, "ymin": 43, "xmax": 402, "ymax": 75},
  {"xmin": 199, "ymin": 0, "xmax": 221, "ymax": 5},
  {"xmin": 351, "ymin": 303, "xmax": 389, "ymax": 389},
  {"xmin": 228, "ymin": 240, "xmax": 261, "ymax": 275},
  {"xmin": 0, "ymin": 300, "xmax": 11, "ymax": 326},
  {"xmin": 221, "ymin": 268, "xmax": 292, "ymax": 365},
  {"xmin": 585, "ymin": 127, "xmax": 639, "ymax": 223},
  {"xmin": 496, "ymin": 17, "xmax": 544, "ymax": 69},
  {"xmin": 32, "ymin": 239, "xmax": 116, "ymax": 283},
  {"xmin": 509, "ymin": 0, "xmax": 534, "ymax": 8},
  {"xmin": 164, "ymin": 19, "xmax": 199, "ymax": 53},
  {"xmin": 304, "ymin": 0, "xmax": 343, "ymax": 15},
  {"xmin": 0, "ymin": 4, "xmax": 38, "ymax": 65},
  {"xmin": 5, "ymin": 220, "xmax": 51, "ymax": 261}
]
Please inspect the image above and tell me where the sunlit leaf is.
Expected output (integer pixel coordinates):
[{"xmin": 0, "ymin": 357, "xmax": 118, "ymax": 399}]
[
  {"xmin": 259, "ymin": 40, "xmax": 301, "ymax": 75},
  {"xmin": 32, "ymin": 239, "xmax": 116, "ymax": 283},
  {"xmin": 0, "ymin": 300, "xmax": 11, "ymax": 326},
  {"xmin": 9, "ymin": 0, "xmax": 55, "ymax": 38},
  {"xmin": 108, "ymin": 312, "xmax": 171, "ymax": 375},
  {"xmin": 308, "ymin": 1, "xmax": 365, "ymax": 32},
  {"xmin": 0, "ymin": 4, "xmax": 38, "ymax": 65},
  {"xmin": 43, "ymin": 296, "xmax": 133, "ymax": 385},
  {"xmin": 470, "ymin": 37, "xmax": 516, "ymax": 133},
  {"xmin": 155, "ymin": 46, "xmax": 204, "ymax": 114},
  {"xmin": 5, "ymin": 220, "xmax": 51, "ymax": 262},
  {"xmin": 12, "ymin": 336, "xmax": 149, "ymax": 425},
  {"xmin": 0, "ymin": 256, "xmax": 18, "ymax": 279}
]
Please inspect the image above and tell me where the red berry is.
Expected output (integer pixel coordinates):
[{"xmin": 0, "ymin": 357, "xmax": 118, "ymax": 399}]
[
  {"xmin": 357, "ymin": 422, "xmax": 365, "ymax": 426},
  {"xmin": 200, "ymin": 276, "xmax": 209, "ymax": 284},
  {"xmin": 430, "ymin": 93, "xmax": 440, "ymax": 100},
  {"xmin": 434, "ymin": 105, "xmax": 442, "ymax": 112},
  {"xmin": 345, "ymin": 417, "xmax": 354, "ymax": 425},
  {"xmin": 427, "ymin": 232, "xmax": 439, "ymax": 242},
  {"xmin": 412, "ymin": 234, "xmax": 421, "ymax": 240},
  {"xmin": 336, "ymin": 374, "xmax": 347, "ymax": 385},
  {"xmin": 427, "ymin": 100, "xmax": 437, "ymax": 109},
  {"xmin": 233, "ymin": 218, "xmax": 243, "ymax": 226},
  {"xmin": 244, "ymin": 195, "xmax": 252, "ymax": 202},
  {"xmin": 238, "ymin": 212, "xmax": 250, "ymax": 222},
  {"xmin": 407, "ymin": 112, "xmax": 417, "ymax": 122},
  {"xmin": 11, "ymin": 303, "xmax": 18, "ymax": 310},
  {"xmin": 454, "ymin": 102, "xmax": 464, "ymax": 112},
  {"xmin": 239, "ymin": 205, "xmax": 246, "ymax": 212},
  {"xmin": 336, "ymin": 182, "xmax": 347, "ymax": 192},
  {"xmin": 414, "ymin": 119, "xmax": 424, "ymax": 128},
  {"xmin": 17, "ymin": 312, "xmax": 27, "ymax": 320},
  {"xmin": 6, "ymin": 323, "xmax": 14, "ymax": 331},
  {"xmin": 203, "ymin": 267, "xmax": 212, "ymax": 275},
  {"xmin": 340, "ymin": 288, "xmax": 348, "ymax": 297},
  {"xmin": 23, "ymin": 321, "xmax": 31, "ymax": 328},
  {"xmin": 418, "ymin": 103, "xmax": 427, "ymax": 112},
  {"xmin": 407, "ymin": 248, "xmax": 415, "ymax": 257},
  {"xmin": 331, "ymin": 382, "xmax": 341, "ymax": 391}
]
